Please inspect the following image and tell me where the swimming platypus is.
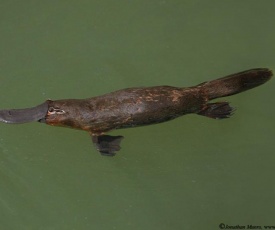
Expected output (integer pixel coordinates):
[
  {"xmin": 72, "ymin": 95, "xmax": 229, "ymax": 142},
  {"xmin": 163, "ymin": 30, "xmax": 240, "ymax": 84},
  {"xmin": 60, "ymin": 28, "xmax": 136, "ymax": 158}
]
[{"xmin": 0, "ymin": 68, "xmax": 272, "ymax": 156}]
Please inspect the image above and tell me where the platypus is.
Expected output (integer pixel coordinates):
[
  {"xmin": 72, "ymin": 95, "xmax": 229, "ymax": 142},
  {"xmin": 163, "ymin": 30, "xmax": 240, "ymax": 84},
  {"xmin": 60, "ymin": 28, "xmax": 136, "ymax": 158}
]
[{"xmin": 0, "ymin": 68, "xmax": 272, "ymax": 156}]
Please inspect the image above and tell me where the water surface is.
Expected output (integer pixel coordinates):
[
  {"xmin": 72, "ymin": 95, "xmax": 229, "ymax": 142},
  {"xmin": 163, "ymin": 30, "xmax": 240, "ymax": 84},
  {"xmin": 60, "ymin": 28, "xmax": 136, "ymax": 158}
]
[{"xmin": 0, "ymin": 1, "xmax": 274, "ymax": 229}]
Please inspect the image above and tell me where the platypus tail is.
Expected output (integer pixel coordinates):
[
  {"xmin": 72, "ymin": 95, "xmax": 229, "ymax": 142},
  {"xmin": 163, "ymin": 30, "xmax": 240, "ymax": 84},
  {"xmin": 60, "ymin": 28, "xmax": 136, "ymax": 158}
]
[{"xmin": 199, "ymin": 68, "xmax": 272, "ymax": 100}]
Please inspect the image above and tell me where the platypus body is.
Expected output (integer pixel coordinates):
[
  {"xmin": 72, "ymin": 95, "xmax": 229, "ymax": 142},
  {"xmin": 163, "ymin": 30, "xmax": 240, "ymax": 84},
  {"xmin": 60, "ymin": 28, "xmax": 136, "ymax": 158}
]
[{"xmin": 0, "ymin": 68, "xmax": 272, "ymax": 156}]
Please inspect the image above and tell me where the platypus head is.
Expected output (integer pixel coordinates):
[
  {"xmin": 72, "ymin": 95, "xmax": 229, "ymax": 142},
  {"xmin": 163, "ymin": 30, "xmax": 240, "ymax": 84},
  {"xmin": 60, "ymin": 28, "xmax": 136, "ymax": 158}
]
[{"xmin": 41, "ymin": 100, "xmax": 83, "ymax": 130}]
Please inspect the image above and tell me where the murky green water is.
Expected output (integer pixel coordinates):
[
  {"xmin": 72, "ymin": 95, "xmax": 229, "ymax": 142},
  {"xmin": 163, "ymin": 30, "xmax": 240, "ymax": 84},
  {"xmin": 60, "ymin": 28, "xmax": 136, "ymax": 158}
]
[{"xmin": 0, "ymin": 1, "xmax": 274, "ymax": 229}]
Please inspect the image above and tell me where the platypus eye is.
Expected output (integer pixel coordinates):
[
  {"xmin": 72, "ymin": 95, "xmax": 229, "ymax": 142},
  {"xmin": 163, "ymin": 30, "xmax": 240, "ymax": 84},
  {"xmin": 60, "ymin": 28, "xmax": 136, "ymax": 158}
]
[{"xmin": 48, "ymin": 107, "xmax": 66, "ymax": 115}]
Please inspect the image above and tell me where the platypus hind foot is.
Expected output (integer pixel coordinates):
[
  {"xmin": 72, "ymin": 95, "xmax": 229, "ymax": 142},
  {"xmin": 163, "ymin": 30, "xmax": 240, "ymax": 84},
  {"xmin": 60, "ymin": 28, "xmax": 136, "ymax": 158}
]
[{"xmin": 198, "ymin": 102, "xmax": 235, "ymax": 119}]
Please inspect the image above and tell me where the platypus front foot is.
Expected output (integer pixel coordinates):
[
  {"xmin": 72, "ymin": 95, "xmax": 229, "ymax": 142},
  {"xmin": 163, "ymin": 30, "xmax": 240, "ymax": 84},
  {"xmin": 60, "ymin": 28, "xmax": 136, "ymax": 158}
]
[{"xmin": 91, "ymin": 135, "xmax": 124, "ymax": 156}]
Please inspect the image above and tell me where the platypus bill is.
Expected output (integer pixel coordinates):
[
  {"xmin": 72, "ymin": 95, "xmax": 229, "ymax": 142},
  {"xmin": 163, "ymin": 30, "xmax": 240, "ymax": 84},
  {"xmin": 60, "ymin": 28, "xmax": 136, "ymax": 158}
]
[{"xmin": 0, "ymin": 68, "xmax": 272, "ymax": 156}]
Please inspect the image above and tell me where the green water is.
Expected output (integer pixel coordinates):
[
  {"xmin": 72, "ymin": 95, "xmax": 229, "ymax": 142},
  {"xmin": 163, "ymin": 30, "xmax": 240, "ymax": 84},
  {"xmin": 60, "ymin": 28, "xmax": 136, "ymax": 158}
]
[{"xmin": 0, "ymin": 1, "xmax": 274, "ymax": 229}]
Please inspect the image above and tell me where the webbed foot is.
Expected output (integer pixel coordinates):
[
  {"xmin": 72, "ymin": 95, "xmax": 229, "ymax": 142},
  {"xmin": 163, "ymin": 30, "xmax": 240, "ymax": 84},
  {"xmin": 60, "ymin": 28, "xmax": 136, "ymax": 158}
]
[{"xmin": 91, "ymin": 135, "xmax": 124, "ymax": 156}]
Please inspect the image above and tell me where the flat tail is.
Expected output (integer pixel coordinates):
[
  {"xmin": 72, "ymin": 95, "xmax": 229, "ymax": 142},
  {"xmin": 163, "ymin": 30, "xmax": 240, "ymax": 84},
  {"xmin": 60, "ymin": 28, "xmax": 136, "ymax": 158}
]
[
  {"xmin": 200, "ymin": 68, "xmax": 273, "ymax": 100},
  {"xmin": 198, "ymin": 102, "xmax": 234, "ymax": 119}
]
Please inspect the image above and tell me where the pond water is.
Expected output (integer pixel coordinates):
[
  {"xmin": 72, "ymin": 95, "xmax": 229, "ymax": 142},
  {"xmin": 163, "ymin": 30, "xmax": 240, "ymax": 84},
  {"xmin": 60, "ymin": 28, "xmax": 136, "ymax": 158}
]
[{"xmin": 0, "ymin": 1, "xmax": 274, "ymax": 229}]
